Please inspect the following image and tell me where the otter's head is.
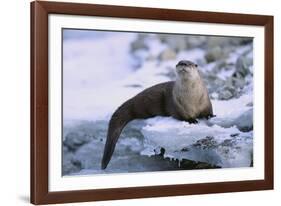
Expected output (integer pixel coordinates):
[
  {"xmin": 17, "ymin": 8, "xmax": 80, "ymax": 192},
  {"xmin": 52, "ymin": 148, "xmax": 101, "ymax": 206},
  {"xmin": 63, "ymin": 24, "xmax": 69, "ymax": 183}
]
[{"xmin": 175, "ymin": 60, "xmax": 199, "ymax": 80}]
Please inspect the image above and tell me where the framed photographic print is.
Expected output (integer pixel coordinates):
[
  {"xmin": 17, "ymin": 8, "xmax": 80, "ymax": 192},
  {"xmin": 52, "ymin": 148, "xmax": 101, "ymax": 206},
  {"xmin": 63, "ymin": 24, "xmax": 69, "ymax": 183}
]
[{"xmin": 30, "ymin": 0, "xmax": 274, "ymax": 204}]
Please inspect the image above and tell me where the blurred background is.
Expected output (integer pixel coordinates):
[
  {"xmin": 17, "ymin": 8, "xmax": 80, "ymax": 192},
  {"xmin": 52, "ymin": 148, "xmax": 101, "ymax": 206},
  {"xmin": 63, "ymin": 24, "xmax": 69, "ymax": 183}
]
[{"xmin": 62, "ymin": 29, "xmax": 254, "ymax": 176}]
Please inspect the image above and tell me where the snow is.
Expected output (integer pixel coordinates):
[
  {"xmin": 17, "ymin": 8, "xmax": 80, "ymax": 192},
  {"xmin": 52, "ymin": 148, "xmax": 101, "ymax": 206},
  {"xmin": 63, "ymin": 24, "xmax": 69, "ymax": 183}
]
[
  {"xmin": 63, "ymin": 31, "xmax": 138, "ymax": 120},
  {"xmin": 140, "ymin": 92, "xmax": 253, "ymax": 168},
  {"xmin": 63, "ymin": 30, "xmax": 254, "ymax": 174}
]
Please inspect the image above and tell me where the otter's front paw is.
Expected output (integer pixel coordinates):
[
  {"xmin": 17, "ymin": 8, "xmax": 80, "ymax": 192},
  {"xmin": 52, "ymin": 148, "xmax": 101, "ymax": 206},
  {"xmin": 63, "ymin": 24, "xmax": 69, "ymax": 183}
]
[
  {"xmin": 206, "ymin": 114, "xmax": 216, "ymax": 119},
  {"xmin": 187, "ymin": 118, "xmax": 198, "ymax": 124}
]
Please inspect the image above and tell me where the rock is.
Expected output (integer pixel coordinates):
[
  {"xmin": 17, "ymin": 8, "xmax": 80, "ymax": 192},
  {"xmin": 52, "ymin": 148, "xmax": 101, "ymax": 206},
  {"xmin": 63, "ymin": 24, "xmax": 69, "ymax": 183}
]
[
  {"xmin": 207, "ymin": 36, "xmax": 249, "ymax": 48},
  {"xmin": 63, "ymin": 146, "xmax": 69, "ymax": 153},
  {"xmin": 185, "ymin": 36, "xmax": 207, "ymax": 49},
  {"xmin": 204, "ymin": 74, "xmax": 225, "ymax": 94},
  {"xmin": 215, "ymin": 78, "xmax": 239, "ymax": 100},
  {"xmin": 192, "ymin": 136, "xmax": 217, "ymax": 150},
  {"xmin": 210, "ymin": 74, "xmax": 247, "ymax": 100},
  {"xmin": 153, "ymin": 147, "xmax": 166, "ymax": 157},
  {"xmin": 180, "ymin": 158, "xmax": 220, "ymax": 169},
  {"xmin": 235, "ymin": 56, "xmax": 252, "ymax": 77},
  {"xmin": 181, "ymin": 147, "xmax": 190, "ymax": 152},
  {"xmin": 240, "ymin": 38, "xmax": 253, "ymax": 45},
  {"xmin": 207, "ymin": 37, "xmax": 230, "ymax": 48},
  {"xmin": 212, "ymin": 61, "xmax": 236, "ymax": 77},
  {"xmin": 196, "ymin": 58, "xmax": 207, "ymax": 67},
  {"xmin": 158, "ymin": 48, "xmax": 177, "ymax": 61},
  {"xmin": 62, "ymin": 152, "xmax": 82, "ymax": 175},
  {"xmin": 232, "ymin": 76, "xmax": 246, "ymax": 88},
  {"xmin": 145, "ymin": 54, "xmax": 157, "ymax": 61},
  {"xmin": 130, "ymin": 154, "xmax": 180, "ymax": 171},
  {"xmin": 220, "ymin": 139, "xmax": 235, "ymax": 147},
  {"xmin": 212, "ymin": 61, "xmax": 228, "ymax": 73},
  {"xmin": 230, "ymin": 133, "xmax": 239, "ymax": 137},
  {"xmin": 246, "ymin": 102, "xmax": 253, "ymax": 107},
  {"xmin": 71, "ymin": 158, "xmax": 82, "ymax": 168},
  {"xmin": 205, "ymin": 46, "xmax": 225, "ymax": 63},
  {"xmin": 158, "ymin": 34, "xmax": 187, "ymax": 52},
  {"xmin": 130, "ymin": 34, "xmax": 149, "ymax": 52},
  {"xmin": 159, "ymin": 147, "xmax": 166, "ymax": 157},
  {"xmin": 195, "ymin": 162, "xmax": 221, "ymax": 169},
  {"xmin": 144, "ymin": 152, "xmax": 220, "ymax": 170},
  {"xmin": 218, "ymin": 89, "xmax": 233, "ymax": 100},
  {"xmin": 63, "ymin": 132, "xmax": 92, "ymax": 151}
]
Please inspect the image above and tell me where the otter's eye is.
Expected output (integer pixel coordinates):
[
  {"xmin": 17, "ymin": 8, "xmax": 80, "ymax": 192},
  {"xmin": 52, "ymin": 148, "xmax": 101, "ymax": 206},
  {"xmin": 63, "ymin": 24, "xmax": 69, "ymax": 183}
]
[{"xmin": 195, "ymin": 64, "xmax": 198, "ymax": 68}]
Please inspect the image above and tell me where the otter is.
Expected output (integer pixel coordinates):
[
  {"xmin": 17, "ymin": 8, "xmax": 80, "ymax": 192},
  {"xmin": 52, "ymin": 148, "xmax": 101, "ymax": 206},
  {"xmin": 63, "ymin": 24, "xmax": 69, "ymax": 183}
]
[{"xmin": 101, "ymin": 60, "xmax": 213, "ymax": 169}]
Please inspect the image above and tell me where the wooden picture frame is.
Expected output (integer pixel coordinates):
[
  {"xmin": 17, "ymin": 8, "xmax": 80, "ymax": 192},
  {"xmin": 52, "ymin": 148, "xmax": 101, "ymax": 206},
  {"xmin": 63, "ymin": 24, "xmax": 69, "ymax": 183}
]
[{"xmin": 31, "ymin": 0, "xmax": 274, "ymax": 204}]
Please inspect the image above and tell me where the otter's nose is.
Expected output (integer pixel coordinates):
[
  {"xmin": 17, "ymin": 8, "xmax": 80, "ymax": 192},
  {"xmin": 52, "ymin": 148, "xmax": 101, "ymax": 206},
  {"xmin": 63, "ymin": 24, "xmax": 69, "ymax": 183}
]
[
  {"xmin": 176, "ymin": 60, "xmax": 197, "ymax": 67},
  {"xmin": 176, "ymin": 61, "xmax": 187, "ymax": 67}
]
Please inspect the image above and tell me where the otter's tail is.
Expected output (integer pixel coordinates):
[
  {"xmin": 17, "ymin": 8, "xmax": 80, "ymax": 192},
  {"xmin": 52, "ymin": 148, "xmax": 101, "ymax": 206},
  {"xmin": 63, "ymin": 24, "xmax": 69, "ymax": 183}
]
[{"xmin": 101, "ymin": 102, "xmax": 133, "ymax": 169}]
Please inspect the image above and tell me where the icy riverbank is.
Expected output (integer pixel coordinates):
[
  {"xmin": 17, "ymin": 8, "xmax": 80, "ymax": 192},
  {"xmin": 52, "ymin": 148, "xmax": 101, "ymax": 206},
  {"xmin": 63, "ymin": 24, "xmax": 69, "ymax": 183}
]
[{"xmin": 62, "ymin": 30, "xmax": 253, "ymax": 175}]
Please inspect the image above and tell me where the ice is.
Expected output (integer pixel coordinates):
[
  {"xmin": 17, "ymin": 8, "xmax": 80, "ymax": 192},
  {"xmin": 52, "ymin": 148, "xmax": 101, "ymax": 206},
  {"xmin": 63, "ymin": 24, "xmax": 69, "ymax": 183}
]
[
  {"xmin": 209, "ymin": 94, "xmax": 253, "ymax": 131},
  {"xmin": 63, "ymin": 31, "xmax": 254, "ymax": 174},
  {"xmin": 140, "ymin": 93, "xmax": 253, "ymax": 168}
]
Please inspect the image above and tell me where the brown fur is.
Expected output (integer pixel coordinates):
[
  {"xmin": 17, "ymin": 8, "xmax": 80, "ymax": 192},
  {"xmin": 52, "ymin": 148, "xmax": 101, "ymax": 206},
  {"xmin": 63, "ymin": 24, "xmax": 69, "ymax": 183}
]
[{"xmin": 101, "ymin": 60, "xmax": 213, "ymax": 169}]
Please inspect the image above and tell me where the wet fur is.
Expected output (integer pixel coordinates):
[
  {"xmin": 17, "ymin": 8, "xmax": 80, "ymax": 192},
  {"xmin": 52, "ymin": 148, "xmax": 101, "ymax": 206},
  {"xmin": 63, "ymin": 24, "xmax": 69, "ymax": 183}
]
[{"xmin": 101, "ymin": 63, "xmax": 213, "ymax": 169}]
